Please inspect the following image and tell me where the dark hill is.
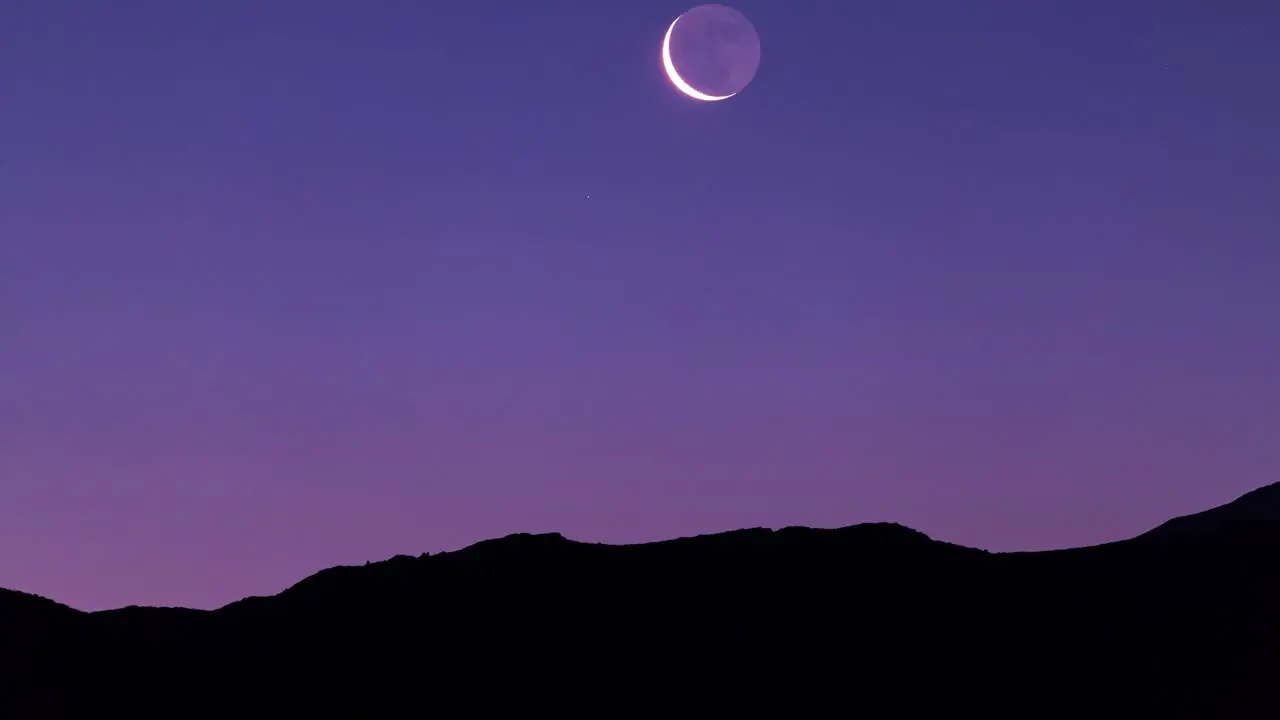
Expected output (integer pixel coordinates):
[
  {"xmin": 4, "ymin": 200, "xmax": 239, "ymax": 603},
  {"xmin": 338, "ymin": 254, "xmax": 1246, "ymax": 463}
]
[
  {"xmin": 3, "ymin": 486, "xmax": 1278, "ymax": 716},
  {"xmin": 1137, "ymin": 481, "xmax": 1280, "ymax": 542}
]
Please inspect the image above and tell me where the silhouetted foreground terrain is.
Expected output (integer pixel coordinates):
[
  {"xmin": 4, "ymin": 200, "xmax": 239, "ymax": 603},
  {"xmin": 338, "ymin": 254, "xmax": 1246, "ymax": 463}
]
[{"xmin": 4, "ymin": 484, "xmax": 1280, "ymax": 716}]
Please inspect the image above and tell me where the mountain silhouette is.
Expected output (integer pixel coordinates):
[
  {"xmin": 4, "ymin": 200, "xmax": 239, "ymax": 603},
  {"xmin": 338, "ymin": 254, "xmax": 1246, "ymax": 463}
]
[
  {"xmin": 3, "ymin": 484, "xmax": 1278, "ymax": 716},
  {"xmin": 1137, "ymin": 482, "xmax": 1280, "ymax": 542}
]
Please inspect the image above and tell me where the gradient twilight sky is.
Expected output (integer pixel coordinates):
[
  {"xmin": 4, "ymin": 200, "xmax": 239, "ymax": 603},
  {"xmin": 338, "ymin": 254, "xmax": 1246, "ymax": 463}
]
[{"xmin": 3, "ymin": 1, "xmax": 1278, "ymax": 611}]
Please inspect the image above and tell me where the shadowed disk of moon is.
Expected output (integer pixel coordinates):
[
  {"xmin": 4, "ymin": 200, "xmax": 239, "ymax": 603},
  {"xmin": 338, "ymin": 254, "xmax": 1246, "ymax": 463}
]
[{"xmin": 662, "ymin": 5, "xmax": 761, "ymax": 101}]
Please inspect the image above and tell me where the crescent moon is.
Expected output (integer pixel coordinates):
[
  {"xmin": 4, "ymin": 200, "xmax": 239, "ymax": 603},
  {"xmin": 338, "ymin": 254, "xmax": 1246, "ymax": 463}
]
[{"xmin": 662, "ymin": 16, "xmax": 736, "ymax": 102}]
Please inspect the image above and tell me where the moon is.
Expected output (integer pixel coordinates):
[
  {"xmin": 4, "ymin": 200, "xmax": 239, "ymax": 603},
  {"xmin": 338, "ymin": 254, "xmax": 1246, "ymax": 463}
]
[{"xmin": 662, "ymin": 5, "xmax": 761, "ymax": 102}]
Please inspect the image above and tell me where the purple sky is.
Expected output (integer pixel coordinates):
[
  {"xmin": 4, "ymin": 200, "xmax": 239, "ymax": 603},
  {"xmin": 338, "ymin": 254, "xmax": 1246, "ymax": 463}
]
[{"xmin": 3, "ymin": 1, "xmax": 1278, "ymax": 611}]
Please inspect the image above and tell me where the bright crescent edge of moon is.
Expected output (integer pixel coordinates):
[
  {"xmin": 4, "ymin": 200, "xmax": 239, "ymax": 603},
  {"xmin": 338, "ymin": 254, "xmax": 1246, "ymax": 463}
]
[{"xmin": 662, "ymin": 16, "xmax": 736, "ymax": 102}]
